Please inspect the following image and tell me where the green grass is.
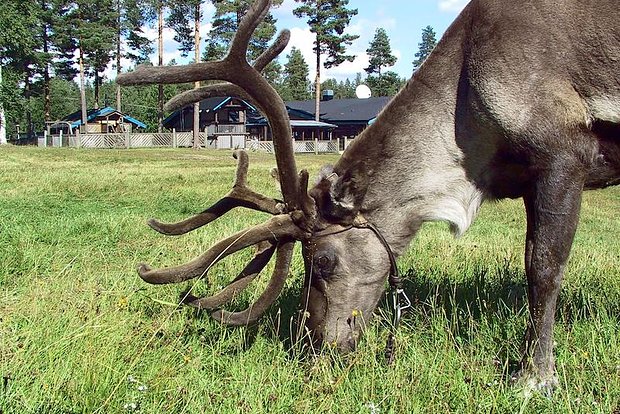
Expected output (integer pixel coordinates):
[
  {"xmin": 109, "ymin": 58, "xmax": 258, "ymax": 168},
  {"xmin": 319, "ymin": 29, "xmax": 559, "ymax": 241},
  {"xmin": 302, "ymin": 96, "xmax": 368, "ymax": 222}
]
[{"xmin": 1, "ymin": 146, "xmax": 619, "ymax": 413}]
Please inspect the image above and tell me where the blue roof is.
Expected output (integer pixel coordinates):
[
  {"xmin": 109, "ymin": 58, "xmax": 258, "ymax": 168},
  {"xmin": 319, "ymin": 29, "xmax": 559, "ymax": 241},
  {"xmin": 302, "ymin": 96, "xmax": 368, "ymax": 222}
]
[{"xmin": 68, "ymin": 106, "xmax": 147, "ymax": 129}]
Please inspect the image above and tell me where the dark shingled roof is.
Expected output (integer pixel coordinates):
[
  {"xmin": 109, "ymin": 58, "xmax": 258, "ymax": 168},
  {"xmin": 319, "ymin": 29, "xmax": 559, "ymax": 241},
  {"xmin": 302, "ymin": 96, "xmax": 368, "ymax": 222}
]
[{"xmin": 286, "ymin": 97, "xmax": 392, "ymax": 124}]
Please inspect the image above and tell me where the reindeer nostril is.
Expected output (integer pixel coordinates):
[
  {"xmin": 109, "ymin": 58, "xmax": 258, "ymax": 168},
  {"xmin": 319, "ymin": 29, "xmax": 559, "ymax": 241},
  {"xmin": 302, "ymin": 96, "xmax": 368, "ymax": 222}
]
[{"xmin": 347, "ymin": 317, "xmax": 352, "ymax": 326}]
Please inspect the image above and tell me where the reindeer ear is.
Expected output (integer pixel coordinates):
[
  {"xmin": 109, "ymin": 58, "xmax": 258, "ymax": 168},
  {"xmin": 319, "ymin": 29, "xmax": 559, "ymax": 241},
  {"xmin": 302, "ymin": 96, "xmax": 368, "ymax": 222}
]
[
  {"xmin": 311, "ymin": 166, "xmax": 365, "ymax": 224},
  {"xmin": 331, "ymin": 168, "xmax": 368, "ymax": 213}
]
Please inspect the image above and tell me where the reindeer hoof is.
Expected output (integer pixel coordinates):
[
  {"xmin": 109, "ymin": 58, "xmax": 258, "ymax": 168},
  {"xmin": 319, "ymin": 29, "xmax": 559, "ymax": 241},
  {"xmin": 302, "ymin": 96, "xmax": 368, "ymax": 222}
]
[{"xmin": 511, "ymin": 370, "xmax": 559, "ymax": 397}]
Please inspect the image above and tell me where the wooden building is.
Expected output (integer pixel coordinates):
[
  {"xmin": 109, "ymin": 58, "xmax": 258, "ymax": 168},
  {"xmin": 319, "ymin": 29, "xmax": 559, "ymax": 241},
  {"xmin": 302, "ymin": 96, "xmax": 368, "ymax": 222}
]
[
  {"xmin": 163, "ymin": 95, "xmax": 392, "ymax": 146},
  {"xmin": 48, "ymin": 107, "xmax": 147, "ymax": 134},
  {"xmin": 247, "ymin": 107, "xmax": 337, "ymax": 141},
  {"xmin": 163, "ymin": 97, "xmax": 253, "ymax": 148}
]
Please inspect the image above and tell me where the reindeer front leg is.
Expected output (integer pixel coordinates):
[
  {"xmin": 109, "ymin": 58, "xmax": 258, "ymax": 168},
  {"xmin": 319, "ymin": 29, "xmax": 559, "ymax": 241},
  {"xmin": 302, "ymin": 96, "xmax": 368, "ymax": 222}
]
[{"xmin": 520, "ymin": 156, "xmax": 586, "ymax": 392}]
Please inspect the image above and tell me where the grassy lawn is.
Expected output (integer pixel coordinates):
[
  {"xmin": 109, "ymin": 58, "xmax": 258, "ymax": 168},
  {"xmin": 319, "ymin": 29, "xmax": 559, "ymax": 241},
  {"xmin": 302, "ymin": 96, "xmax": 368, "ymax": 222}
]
[{"xmin": 1, "ymin": 146, "xmax": 618, "ymax": 413}]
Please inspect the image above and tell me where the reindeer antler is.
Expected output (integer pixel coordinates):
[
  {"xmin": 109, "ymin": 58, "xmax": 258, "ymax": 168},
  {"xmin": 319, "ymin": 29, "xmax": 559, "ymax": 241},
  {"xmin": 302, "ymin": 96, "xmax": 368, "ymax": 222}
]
[
  {"xmin": 147, "ymin": 150, "xmax": 286, "ymax": 236},
  {"xmin": 164, "ymin": 30, "xmax": 291, "ymax": 113},
  {"xmin": 117, "ymin": 0, "xmax": 314, "ymax": 324}
]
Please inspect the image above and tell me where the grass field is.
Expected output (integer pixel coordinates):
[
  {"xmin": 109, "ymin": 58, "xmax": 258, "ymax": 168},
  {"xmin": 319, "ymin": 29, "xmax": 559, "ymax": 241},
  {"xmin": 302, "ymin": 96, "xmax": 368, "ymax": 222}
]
[{"xmin": 1, "ymin": 146, "xmax": 619, "ymax": 413}]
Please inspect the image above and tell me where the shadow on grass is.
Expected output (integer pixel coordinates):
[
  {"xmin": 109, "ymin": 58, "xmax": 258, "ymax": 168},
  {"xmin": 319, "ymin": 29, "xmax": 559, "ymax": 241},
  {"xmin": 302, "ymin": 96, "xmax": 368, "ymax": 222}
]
[{"xmin": 176, "ymin": 259, "xmax": 619, "ymax": 364}]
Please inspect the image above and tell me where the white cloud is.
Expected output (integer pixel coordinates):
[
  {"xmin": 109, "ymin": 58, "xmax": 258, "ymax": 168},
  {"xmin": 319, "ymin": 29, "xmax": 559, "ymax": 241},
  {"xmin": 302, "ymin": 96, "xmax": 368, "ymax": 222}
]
[
  {"xmin": 273, "ymin": 0, "xmax": 297, "ymax": 18},
  {"xmin": 282, "ymin": 14, "xmax": 402, "ymax": 82},
  {"xmin": 284, "ymin": 26, "xmax": 367, "ymax": 82},
  {"xmin": 438, "ymin": 0, "xmax": 469, "ymax": 13}
]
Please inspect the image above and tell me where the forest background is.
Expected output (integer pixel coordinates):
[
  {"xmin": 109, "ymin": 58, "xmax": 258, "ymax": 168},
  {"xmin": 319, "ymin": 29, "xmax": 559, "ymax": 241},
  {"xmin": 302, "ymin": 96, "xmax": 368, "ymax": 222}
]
[{"xmin": 0, "ymin": 0, "xmax": 445, "ymax": 140}]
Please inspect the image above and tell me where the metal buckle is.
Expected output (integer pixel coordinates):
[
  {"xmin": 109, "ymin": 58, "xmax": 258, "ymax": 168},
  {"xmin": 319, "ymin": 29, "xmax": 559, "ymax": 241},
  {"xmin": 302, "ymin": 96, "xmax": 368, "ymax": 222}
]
[{"xmin": 390, "ymin": 287, "xmax": 412, "ymax": 327}]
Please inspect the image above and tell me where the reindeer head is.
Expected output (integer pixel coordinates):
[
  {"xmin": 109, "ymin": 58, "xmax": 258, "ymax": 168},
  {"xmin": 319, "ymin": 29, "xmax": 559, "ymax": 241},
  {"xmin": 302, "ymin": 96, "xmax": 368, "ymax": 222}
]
[{"xmin": 117, "ymin": 0, "xmax": 395, "ymax": 353}]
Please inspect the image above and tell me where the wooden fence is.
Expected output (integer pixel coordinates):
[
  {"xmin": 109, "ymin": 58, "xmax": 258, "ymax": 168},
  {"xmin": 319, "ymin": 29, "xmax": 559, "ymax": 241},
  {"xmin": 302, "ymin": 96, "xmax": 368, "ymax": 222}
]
[
  {"xmin": 38, "ymin": 131, "xmax": 212, "ymax": 149},
  {"xmin": 246, "ymin": 139, "xmax": 343, "ymax": 154},
  {"xmin": 38, "ymin": 131, "xmax": 349, "ymax": 154}
]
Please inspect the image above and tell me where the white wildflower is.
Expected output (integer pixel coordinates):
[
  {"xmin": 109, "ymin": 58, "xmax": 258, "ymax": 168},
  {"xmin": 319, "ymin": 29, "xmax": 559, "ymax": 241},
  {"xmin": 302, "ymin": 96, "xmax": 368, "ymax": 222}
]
[{"xmin": 366, "ymin": 402, "xmax": 379, "ymax": 414}]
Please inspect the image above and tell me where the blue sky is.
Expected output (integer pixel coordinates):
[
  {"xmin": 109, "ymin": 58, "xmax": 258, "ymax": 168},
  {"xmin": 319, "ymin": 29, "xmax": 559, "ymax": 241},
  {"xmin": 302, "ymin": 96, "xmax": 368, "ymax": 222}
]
[{"xmin": 129, "ymin": 0, "xmax": 470, "ymax": 82}]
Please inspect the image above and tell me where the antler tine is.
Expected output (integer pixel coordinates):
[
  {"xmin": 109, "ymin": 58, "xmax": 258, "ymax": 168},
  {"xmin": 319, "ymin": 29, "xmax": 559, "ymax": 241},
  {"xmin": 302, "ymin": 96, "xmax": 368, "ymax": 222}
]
[
  {"xmin": 227, "ymin": 0, "xmax": 272, "ymax": 63},
  {"xmin": 253, "ymin": 29, "xmax": 291, "ymax": 73},
  {"xmin": 181, "ymin": 241, "xmax": 276, "ymax": 310},
  {"xmin": 165, "ymin": 83, "xmax": 255, "ymax": 113},
  {"xmin": 138, "ymin": 214, "xmax": 307, "ymax": 284},
  {"xmin": 164, "ymin": 29, "xmax": 291, "ymax": 112},
  {"xmin": 234, "ymin": 149, "xmax": 250, "ymax": 185},
  {"xmin": 289, "ymin": 170, "xmax": 317, "ymax": 231},
  {"xmin": 211, "ymin": 240, "xmax": 294, "ymax": 325},
  {"xmin": 148, "ymin": 150, "xmax": 285, "ymax": 236},
  {"xmin": 116, "ymin": 60, "xmax": 230, "ymax": 86}
]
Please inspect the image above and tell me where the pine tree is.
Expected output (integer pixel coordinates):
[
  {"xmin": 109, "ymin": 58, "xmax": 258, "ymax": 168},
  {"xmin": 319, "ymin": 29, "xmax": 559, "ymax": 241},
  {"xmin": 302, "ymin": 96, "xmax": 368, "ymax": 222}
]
[
  {"xmin": 114, "ymin": 0, "xmax": 156, "ymax": 111},
  {"xmin": 293, "ymin": 0, "xmax": 358, "ymax": 121},
  {"xmin": 0, "ymin": 66, "xmax": 5, "ymax": 144},
  {"xmin": 412, "ymin": 25, "xmax": 437, "ymax": 71},
  {"xmin": 38, "ymin": 0, "xmax": 57, "ymax": 124},
  {"xmin": 0, "ymin": 0, "xmax": 45, "ymax": 138},
  {"xmin": 155, "ymin": 0, "xmax": 167, "ymax": 132},
  {"xmin": 167, "ymin": 0, "xmax": 205, "ymax": 147},
  {"xmin": 280, "ymin": 47, "xmax": 311, "ymax": 101},
  {"xmin": 365, "ymin": 28, "xmax": 396, "ymax": 76},
  {"xmin": 54, "ymin": 0, "xmax": 117, "ymax": 125},
  {"xmin": 166, "ymin": 0, "xmax": 203, "ymax": 57},
  {"xmin": 82, "ymin": 0, "xmax": 118, "ymax": 108},
  {"xmin": 366, "ymin": 71, "xmax": 404, "ymax": 97}
]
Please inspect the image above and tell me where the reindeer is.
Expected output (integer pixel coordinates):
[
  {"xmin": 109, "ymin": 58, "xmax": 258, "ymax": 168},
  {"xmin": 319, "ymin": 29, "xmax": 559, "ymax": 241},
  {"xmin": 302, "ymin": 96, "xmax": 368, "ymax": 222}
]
[{"xmin": 117, "ymin": 0, "xmax": 619, "ymax": 392}]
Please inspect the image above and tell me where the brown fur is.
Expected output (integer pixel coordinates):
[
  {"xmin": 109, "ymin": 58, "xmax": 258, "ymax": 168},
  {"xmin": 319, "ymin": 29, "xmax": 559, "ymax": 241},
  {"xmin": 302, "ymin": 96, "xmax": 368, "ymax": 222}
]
[{"xmin": 305, "ymin": 0, "xmax": 619, "ymax": 392}]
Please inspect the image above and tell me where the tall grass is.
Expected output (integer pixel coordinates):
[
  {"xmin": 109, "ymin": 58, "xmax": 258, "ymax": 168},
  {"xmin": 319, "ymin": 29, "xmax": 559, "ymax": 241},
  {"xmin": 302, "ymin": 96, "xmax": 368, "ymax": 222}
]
[{"xmin": 1, "ymin": 146, "xmax": 618, "ymax": 413}]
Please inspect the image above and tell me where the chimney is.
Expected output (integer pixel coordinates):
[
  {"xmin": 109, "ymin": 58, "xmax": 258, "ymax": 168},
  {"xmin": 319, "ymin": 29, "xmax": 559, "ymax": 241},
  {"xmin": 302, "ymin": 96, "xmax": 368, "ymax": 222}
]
[{"xmin": 321, "ymin": 89, "xmax": 334, "ymax": 101}]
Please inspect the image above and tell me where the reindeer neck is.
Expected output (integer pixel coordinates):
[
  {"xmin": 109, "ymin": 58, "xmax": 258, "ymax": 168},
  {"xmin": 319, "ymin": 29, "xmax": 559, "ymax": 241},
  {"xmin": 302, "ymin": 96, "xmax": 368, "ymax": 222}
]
[{"xmin": 333, "ymin": 7, "xmax": 483, "ymax": 254}]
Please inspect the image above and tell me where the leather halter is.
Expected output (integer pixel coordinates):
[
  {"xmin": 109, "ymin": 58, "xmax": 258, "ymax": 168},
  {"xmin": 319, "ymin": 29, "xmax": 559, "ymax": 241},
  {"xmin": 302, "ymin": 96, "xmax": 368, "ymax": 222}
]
[{"xmin": 312, "ymin": 216, "xmax": 412, "ymax": 364}]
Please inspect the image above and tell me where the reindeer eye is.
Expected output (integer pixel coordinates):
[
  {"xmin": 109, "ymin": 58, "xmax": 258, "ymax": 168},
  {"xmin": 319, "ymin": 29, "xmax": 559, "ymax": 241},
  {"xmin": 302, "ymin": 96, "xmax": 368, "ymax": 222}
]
[
  {"xmin": 317, "ymin": 255, "xmax": 330, "ymax": 268},
  {"xmin": 313, "ymin": 251, "xmax": 336, "ymax": 279}
]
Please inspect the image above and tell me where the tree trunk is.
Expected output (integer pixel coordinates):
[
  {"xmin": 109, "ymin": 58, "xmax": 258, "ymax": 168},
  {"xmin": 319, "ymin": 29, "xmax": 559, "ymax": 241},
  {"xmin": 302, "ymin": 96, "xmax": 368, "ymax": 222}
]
[
  {"xmin": 43, "ymin": 60, "xmax": 51, "ymax": 123},
  {"xmin": 25, "ymin": 71, "xmax": 33, "ymax": 138},
  {"xmin": 0, "ymin": 65, "xmax": 6, "ymax": 145},
  {"xmin": 79, "ymin": 47, "xmax": 88, "ymax": 131},
  {"xmin": 94, "ymin": 72, "xmax": 100, "ymax": 109},
  {"xmin": 116, "ymin": 0, "xmax": 122, "ymax": 111},
  {"xmin": 157, "ymin": 0, "xmax": 164, "ymax": 133},
  {"xmin": 42, "ymin": 3, "xmax": 51, "ymax": 124},
  {"xmin": 192, "ymin": 2, "xmax": 201, "ymax": 149},
  {"xmin": 314, "ymin": 46, "xmax": 321, "ymax": 122}
]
